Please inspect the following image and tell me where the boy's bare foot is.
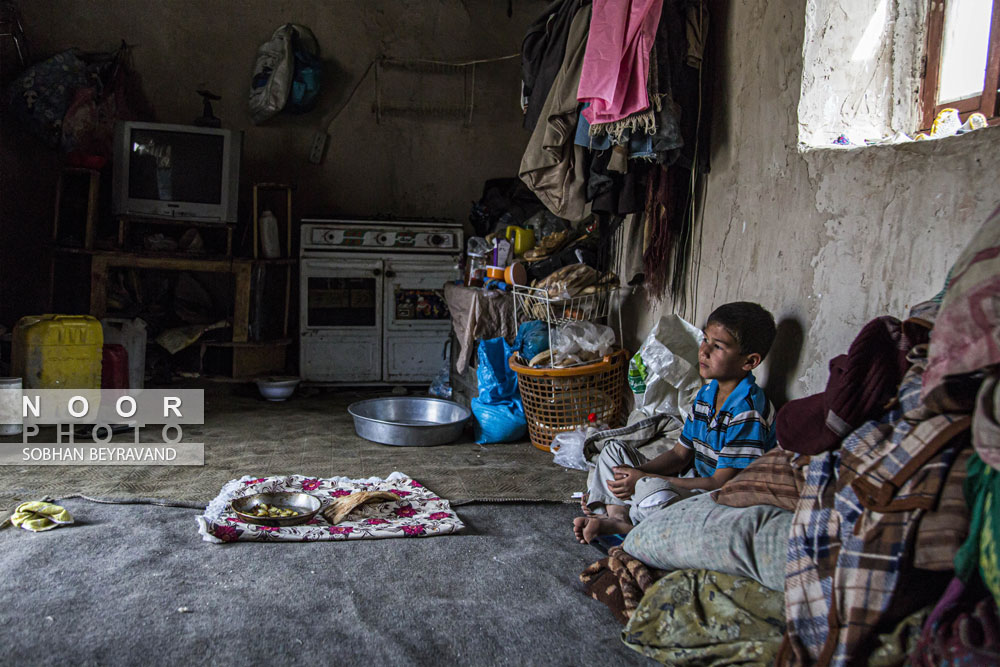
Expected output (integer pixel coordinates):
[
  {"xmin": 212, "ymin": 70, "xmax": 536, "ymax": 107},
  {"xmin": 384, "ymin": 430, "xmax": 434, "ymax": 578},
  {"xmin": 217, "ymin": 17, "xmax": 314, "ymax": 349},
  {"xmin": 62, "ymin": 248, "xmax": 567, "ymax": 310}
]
[
  {"xmin": 580, "ymin": 493, "xmax": 596, "ymax": 516},
  {"xmin": 572, "ymin": 515, "xmax": 633, "ymax": 544}
]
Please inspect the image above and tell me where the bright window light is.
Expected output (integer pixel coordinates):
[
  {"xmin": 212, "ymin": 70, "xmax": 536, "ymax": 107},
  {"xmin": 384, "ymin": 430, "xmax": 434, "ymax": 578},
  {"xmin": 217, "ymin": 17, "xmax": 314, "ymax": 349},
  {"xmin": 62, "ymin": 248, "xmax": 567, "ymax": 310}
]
[
  {"xmin": 938, "ymin": 0, "xmax": 994, "ymax": 103},
  {"xmin": 851, "ymin": 0, "xmax": 889, "ymax": 62}
]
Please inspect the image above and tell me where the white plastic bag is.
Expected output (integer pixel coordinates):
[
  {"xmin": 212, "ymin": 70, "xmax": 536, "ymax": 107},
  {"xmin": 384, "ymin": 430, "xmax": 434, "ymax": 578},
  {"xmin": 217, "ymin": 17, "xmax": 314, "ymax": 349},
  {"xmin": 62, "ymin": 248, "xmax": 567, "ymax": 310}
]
[
  {"xmin": 551, "ymin": 423, "xmax": 606, "ymax": 470},
  {"xmin": 550, "ymin": 321, "xmax": 616, "ymax": 366},
  {"xmin": 249, "ymin": 24, "xmax": 295, "ymax": 125},
  {"xmin": 629, "ymin": 314, "xmax": 703, "ymax": 421}
]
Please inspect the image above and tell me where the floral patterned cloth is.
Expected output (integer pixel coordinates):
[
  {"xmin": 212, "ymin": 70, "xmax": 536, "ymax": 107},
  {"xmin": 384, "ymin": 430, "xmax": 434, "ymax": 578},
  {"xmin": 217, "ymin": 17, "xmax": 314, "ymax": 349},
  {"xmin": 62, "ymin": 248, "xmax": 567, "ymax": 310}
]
[{"xmin": 196, "ymin": 472, "xmax": 464, "ymax": 543}]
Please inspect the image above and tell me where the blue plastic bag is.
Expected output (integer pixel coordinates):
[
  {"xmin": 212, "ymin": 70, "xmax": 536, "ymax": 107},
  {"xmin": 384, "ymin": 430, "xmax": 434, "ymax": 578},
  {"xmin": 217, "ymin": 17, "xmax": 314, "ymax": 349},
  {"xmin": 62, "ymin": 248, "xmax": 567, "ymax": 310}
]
[
  {"xmin": 471, "ymin": 397, "xmax": 527, "ymax": 444},
  {"xmin": 286, "ymin": 31, "xmax": 321, "ymax": 113},
  {"xmin": 470, "ymin": 337, "xmax": 527, "ymax": 443},
  {"xmin": 512, "ymin": 320, "xmax": 549, "ymax": 362},
  {"xmin": 475, "ymin": 337, "xmax": 519, "ymax": 404}
]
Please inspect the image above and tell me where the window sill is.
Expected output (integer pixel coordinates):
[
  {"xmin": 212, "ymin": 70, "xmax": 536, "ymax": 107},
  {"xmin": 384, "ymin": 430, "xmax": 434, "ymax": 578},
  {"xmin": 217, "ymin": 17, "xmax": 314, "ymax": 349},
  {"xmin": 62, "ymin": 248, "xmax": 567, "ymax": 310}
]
[{"xmin": 797, "ymin": 123, "xmax": 1000, "ymax": 155}]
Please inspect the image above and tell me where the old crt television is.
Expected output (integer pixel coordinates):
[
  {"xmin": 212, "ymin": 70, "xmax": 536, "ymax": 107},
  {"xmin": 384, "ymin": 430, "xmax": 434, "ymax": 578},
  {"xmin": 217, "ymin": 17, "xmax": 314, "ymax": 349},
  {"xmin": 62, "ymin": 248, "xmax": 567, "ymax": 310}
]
[{"xmin": 112, "ymin": 121, "xmax": 242, "ymax": 223}]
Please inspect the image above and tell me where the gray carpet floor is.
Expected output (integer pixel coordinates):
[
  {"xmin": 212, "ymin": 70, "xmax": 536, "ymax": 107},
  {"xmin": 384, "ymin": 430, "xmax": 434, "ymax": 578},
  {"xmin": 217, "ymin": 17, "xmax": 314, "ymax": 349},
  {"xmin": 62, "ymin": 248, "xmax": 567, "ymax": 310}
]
[
  {"xmin": 0, "ymin": 499, "xmax": 652, "ymax": 666},
  {"xmin": 0, "ymin": 385, "xmax": 587, "ymax": 511}
]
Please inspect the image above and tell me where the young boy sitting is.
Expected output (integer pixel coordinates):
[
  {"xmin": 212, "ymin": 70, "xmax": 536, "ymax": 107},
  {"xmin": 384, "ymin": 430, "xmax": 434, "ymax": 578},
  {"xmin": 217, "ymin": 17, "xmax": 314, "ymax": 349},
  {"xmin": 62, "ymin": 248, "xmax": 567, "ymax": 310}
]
[{"xmin": 573, "ymin": 302, "xmax": 777, "ymax": 544}]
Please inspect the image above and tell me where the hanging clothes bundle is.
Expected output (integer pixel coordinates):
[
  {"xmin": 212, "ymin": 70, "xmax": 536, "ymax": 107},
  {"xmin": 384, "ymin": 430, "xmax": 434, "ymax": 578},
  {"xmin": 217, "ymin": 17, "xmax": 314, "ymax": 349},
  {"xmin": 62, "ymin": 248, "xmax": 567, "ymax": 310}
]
[
  {"xmin": 577, "ymin": 0, "xmax": 664, "ymax": 139},
  {"xmin": 517, "ymin": 0, "xmax": 710, "ymax": 272},
  {"xmin": 639, "ymin": 0, "xmax": 711, "ymax": 308},
  {"xmin": 518, "ymin": 2, "xmax": 593, "ymax": 222},
  {"xmin": 520, "ymin": 0, "xmax": 587, "ymax": 132}
]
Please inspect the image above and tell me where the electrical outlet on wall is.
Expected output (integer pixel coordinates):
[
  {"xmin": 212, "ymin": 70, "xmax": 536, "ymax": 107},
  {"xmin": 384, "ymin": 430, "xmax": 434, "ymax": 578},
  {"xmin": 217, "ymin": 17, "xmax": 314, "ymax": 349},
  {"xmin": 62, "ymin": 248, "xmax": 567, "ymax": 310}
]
[{"xmin": 308, "ymin": 132, "xmax": 328, "ymax": 164}]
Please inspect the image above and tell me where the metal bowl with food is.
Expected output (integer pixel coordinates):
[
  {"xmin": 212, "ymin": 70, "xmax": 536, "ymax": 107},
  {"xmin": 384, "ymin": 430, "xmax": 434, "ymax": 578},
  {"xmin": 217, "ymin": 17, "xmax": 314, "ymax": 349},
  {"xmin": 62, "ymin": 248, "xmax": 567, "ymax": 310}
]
[{"xmin": 230, "ymin": 491, "xmax": 322, "ymax": 527}]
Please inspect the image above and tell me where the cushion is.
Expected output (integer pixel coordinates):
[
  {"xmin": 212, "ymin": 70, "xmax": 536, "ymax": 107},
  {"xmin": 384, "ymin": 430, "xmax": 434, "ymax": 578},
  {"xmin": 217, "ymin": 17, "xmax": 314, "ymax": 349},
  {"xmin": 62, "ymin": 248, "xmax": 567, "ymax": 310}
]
[
  {"xmin": 924, "ymin": 204, "xmax": 1000, "ymax": 405},
  {"xmin": 622, "ymin": 492, "xmax": 792, "ymax": 591},
  {"xmin": 714, "ymin": 447, "xmax": 800, "ymax": 511}
]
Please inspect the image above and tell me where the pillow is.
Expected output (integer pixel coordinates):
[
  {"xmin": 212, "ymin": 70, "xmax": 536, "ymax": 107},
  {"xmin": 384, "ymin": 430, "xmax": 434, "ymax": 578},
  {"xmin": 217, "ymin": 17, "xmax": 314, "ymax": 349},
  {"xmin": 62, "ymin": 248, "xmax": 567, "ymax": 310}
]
[
  {"xmin": 923, "ymin": 204, "xmax": 1000, "ymax": 405},
  {"xmin": 714, "ymin": 447, "xmax": 800, "ymax": 511},
  {"xmin": 622, "ymin": 492, "xmax": 791, "ymax": 591}
]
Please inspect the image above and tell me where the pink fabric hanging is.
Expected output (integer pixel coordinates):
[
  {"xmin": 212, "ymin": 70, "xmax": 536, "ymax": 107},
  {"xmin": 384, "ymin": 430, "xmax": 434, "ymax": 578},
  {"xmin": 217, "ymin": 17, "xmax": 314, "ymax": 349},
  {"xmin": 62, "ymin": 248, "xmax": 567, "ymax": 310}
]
[{"xmin": 577, "ymin": 0, "xmax": 664, "ymax": 127}]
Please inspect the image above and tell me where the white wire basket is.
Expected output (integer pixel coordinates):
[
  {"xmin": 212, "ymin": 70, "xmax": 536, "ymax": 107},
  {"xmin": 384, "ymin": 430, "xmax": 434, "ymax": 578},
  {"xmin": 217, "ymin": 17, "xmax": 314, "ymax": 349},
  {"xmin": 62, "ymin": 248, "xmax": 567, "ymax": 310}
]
[{"xmin": 512, "ymin": 283, "xmax": 623, "ymax": 363}]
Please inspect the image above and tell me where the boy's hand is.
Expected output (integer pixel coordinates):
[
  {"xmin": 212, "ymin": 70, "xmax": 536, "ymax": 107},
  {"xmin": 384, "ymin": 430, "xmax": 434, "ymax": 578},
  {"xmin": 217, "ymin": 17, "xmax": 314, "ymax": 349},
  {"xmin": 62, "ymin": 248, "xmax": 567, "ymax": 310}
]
[{"xmin": 607, "ymin": 466, "xmax": 643, "ymax": 499}]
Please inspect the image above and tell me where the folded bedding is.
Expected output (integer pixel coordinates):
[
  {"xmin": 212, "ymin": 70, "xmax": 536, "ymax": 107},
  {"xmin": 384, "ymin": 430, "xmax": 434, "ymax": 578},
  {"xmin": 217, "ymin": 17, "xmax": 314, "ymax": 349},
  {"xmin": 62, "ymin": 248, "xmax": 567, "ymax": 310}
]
[{"xmin": 622, "ymin": 568, "xmax": 786, "ymax": 666}]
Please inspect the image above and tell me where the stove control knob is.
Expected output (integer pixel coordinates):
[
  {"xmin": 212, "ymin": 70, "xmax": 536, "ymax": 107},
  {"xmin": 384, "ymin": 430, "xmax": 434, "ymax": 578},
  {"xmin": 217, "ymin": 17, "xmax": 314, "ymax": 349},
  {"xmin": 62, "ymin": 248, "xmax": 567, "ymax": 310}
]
[
  {"xmin": 430, "ymin": 234, "xmax": 445, "ymax": 246},
  {"xmin": 377, "ymin": 233, "xmax": 390, "ymax": 245}
]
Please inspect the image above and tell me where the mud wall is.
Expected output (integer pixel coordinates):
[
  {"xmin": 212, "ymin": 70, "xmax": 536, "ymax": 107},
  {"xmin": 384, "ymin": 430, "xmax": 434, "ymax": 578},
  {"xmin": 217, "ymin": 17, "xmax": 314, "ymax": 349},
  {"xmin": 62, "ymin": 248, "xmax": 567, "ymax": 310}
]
[
  {"xmin": 629, "ymin": 0, "xmax": 999, "ymax": 401},
  {"xmin": 1, "ymin": 0, "xmax": 537, "ymax": 326}
]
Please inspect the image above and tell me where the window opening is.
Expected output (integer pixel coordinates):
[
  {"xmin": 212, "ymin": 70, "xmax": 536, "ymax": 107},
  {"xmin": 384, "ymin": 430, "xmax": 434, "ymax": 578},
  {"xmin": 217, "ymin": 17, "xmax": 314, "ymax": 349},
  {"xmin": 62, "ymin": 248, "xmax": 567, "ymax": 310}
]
[{"xmin": 921, "ymin": 0, "xmax": 1000, "ymax": 130}]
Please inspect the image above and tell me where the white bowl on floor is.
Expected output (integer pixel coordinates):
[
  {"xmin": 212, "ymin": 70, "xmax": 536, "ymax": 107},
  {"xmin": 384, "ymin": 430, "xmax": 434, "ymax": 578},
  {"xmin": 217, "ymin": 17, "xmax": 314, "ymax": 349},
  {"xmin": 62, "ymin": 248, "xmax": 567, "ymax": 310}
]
[{"xmin": 256, "ymin": 376, "xmax": 301, "ymax": 401}]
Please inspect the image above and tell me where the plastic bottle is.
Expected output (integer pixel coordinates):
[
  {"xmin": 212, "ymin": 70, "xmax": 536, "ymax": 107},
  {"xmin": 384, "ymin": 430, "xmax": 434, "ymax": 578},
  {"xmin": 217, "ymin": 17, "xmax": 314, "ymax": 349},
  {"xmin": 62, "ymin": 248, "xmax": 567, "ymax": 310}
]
[
  {"xmin": 259, "ymin": 209, "xmax": 281, "ymax": 258},
  {"xmin": 0, "ymin": 377, "xmax": 22, "ymax": 436}
]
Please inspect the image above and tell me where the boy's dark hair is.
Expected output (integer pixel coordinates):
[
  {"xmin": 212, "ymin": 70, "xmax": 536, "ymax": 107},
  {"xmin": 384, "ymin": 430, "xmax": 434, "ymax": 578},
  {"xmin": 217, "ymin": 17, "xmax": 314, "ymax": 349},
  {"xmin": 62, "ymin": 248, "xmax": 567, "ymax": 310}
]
[{"xmin": 706, "ymin": 302, "xmax": 776, "ymax": 359}]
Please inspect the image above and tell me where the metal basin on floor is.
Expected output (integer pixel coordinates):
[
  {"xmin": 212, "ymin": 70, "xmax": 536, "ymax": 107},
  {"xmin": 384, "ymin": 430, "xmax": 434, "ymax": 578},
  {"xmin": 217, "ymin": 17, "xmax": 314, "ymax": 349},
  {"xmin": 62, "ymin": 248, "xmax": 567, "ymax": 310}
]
[{"xmin": 348, "ymin": 397, "xmax": 471, "ymax": 447}]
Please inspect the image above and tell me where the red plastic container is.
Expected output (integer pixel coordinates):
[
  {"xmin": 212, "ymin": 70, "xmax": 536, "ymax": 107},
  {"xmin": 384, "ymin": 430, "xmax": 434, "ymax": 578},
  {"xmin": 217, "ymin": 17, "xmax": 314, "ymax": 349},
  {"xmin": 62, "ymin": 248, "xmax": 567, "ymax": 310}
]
[{"xmin": 102, "ymin": 344, "xmax": 130, "ymax": 390}]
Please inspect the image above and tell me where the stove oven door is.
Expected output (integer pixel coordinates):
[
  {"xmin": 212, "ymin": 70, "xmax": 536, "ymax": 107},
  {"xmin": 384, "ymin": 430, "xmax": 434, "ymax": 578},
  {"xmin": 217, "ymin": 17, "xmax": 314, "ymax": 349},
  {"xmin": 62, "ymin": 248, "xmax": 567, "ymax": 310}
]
[
  {"xmin": 300, "ymin": 256, "xmax": 383, "ymax": 383},
  {"xmin": 383, "ymin": 257, "xmax": 457, "ymax": 382}
]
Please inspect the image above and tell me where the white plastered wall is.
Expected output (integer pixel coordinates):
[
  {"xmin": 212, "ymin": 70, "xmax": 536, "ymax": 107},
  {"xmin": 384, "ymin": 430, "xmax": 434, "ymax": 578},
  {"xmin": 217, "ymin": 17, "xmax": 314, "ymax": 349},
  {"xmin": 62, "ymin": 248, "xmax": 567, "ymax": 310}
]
[{"xmin": 798, "ymin": 0, "xmax": 927, "ymax": 146}]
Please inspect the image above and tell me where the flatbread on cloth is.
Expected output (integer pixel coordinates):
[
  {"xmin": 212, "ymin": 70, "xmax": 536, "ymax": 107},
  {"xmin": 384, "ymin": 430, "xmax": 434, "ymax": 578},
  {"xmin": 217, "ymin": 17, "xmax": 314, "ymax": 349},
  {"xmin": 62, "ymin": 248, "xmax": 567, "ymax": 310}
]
[{"xmin": 196, "ymin": 472, "xmax": 464, "ymax": 543}]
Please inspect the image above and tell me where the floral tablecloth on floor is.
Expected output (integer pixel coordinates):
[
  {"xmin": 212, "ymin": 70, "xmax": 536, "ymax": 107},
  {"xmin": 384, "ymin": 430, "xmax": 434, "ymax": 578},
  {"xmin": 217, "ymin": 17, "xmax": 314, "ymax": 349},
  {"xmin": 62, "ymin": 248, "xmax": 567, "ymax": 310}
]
[{"xmin": 197, "ymin": 471, "xmax": 465, "ymax": 543}]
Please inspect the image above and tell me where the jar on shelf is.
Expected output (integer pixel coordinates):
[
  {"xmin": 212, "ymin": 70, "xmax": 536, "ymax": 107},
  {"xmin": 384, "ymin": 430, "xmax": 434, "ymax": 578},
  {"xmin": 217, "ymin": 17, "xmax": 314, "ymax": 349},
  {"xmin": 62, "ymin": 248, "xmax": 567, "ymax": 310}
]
[{"xmin": 465, "ymin": 252, "xmax": 486, "ymax": 287}]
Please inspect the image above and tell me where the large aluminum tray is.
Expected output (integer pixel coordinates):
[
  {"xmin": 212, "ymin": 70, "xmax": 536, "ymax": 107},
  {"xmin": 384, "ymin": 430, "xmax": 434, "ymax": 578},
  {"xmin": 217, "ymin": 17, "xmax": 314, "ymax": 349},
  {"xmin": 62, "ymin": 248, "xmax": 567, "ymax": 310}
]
[{"xmin": 348, "ymin": 397, "xmax": 471, "ymax": 446}]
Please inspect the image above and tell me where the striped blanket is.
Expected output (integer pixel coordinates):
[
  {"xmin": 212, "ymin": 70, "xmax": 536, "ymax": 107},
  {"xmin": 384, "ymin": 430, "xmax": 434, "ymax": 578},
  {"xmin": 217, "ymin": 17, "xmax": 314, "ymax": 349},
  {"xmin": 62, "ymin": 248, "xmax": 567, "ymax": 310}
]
[{"xmin": 782, "ymin": 345, "xmax": 970, "ymax": 665}]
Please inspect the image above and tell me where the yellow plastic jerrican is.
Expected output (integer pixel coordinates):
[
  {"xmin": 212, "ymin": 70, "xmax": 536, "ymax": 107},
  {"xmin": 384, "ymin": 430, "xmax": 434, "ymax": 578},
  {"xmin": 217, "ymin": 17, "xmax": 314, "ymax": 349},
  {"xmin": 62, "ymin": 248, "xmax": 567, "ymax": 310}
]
[{"xmin": 12, "ymin": 315, "xmax": 104, "ymax": 389}]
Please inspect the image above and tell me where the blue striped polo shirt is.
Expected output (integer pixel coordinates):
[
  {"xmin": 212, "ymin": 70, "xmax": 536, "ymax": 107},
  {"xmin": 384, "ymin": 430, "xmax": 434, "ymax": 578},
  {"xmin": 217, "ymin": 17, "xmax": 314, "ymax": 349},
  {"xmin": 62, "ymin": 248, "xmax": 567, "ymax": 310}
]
[{"xmin": 679, "ymin": 373, "xmax": 776, "ymax": 477}]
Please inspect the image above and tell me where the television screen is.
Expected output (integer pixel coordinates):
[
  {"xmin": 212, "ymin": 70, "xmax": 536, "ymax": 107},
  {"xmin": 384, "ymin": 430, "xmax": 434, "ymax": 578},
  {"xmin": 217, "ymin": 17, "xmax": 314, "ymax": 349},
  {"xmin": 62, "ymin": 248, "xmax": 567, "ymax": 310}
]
[
  {"xmin": 113, "ymin": 121, "xmax": 242, "ymax": 223},
  {"xmin": 127, "ymin": 129, "xmax": 225, "ymax": 205}
]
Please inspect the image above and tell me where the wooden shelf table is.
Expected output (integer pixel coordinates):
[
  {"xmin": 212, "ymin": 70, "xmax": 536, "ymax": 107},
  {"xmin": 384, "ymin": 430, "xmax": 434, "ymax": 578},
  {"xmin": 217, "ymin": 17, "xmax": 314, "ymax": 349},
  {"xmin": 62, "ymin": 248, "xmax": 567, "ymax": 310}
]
[{"xmin": 89, "ymin": 252, "xmax": 295, "ymax": 344}]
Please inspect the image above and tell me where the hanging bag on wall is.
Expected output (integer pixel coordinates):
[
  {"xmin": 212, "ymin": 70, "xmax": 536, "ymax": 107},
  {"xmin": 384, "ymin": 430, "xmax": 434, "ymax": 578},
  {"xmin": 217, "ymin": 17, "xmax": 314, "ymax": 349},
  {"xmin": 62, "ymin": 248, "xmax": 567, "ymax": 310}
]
[
  {"xmin": 285, "ymin": 25, "xmax": 321, "ymax": 114},
  {"xmin": 7, "ymin": 49, "xmax": 94, "ymax": 148},
  {"xmin": 61, "ymin": 42, "xmax": 135, "ymax": 159},
  {"xmin": 248, "ymin": 24, "xmax": 295, "ymax": 124}
]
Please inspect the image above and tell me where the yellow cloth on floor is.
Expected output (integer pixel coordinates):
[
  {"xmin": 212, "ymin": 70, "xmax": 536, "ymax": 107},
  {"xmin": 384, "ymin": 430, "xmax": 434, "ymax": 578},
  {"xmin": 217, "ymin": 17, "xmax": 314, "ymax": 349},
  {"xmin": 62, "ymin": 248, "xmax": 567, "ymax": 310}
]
[{"xmin": 10, "ymin": 501, "xmax": 74, "ymax": 532}]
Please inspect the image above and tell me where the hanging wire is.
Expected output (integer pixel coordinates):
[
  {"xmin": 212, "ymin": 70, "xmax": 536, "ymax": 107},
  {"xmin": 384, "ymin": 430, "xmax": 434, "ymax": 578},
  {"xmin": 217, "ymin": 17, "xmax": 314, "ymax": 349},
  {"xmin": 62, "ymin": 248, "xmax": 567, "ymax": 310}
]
[
  {"xmin": 373, "ymin": 54, "xmax": 517, "ymax": 125},
  {"xmin": 321, "ymin": 52, "xmax": 517, "ymax": 131}
]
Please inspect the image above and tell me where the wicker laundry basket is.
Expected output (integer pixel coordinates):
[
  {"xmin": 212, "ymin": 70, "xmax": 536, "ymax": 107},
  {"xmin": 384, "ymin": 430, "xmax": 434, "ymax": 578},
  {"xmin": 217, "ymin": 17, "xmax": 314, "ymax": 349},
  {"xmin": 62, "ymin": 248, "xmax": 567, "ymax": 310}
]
[{"xmin": 509, "ymin": 349, "xmax": 628, "ymax": 452}]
